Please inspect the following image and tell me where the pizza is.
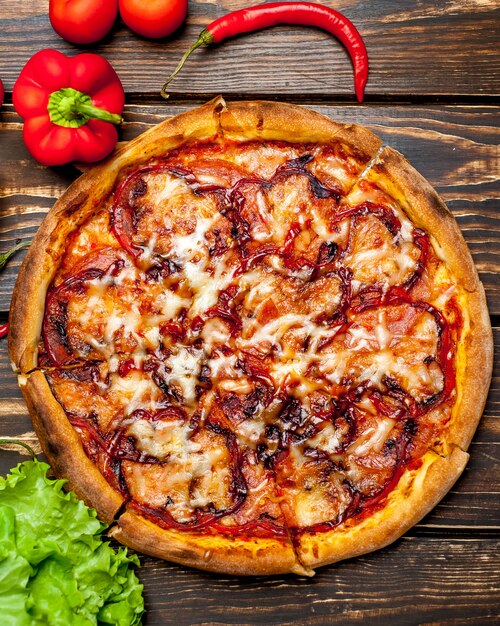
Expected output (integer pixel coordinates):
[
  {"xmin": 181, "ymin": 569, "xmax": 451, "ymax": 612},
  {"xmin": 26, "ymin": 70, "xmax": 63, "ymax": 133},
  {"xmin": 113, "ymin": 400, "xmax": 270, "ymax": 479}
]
[{"xmin": 9, "ymin": 98, "xmax": 493, "ymax": 576}]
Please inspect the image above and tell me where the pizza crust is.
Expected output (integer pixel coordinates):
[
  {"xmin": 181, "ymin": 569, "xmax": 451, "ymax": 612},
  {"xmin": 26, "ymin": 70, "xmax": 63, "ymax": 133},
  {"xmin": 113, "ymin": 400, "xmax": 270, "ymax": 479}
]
[
  {"xmin": 218, "ymin": 99, "xmax": 381, "ymax": 161},
  {"xmin": 296, "ymin": 446, "xmax": 468, "ymax": 568},
  {"xmin": 449, "ymin": 283, "xmax": 493, "ymax": 450},
  {"xmin": 19, "ymin": 370, "xmax": 124, "ymax": 524},
  {"xmin": 9, "ymin": 99, "xmax": 492, "ymax": 575},
  {"xmin": 110, "ymin": 511, "xmax": 312, "ymax": 577}
]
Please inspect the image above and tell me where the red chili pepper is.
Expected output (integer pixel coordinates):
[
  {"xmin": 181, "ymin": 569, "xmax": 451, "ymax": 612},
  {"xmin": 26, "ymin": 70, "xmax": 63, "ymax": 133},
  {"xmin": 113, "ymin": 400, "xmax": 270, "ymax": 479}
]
[
  {"xmin": 13, "ymin": 49, "xmax": 125, "ymax": 166},
  {"xmin": 161, "ymin": 2, "xmax": 368, "ymax": 102},
  {"xmin": 0, "ymin": 324, "xmax": 8, "ymax": 338}
]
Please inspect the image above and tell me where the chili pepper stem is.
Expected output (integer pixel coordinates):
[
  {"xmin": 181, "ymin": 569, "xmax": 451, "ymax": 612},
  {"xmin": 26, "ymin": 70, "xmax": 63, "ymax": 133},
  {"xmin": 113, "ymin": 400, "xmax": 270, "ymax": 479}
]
[
  {"xmin": 0, "ymin": 438, "xmax": 36, "ymax": 460},
  {"xmin": 161, "ymin": 30, "xmax": 214, "ymax": 99},
  {"xmin": 48, "ymin": 88, "xmax": 122, "ymax": 128}
]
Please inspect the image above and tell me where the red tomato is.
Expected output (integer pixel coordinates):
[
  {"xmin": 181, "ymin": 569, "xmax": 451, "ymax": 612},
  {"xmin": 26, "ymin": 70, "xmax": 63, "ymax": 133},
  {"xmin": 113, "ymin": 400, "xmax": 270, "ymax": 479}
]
[
  {"xmin": 49, "ymin": 0, "xmax": 118, "ymax": 44},
  {"xmin": 119, "ymin": 0, "xmax": 187, "ymax": 39}
]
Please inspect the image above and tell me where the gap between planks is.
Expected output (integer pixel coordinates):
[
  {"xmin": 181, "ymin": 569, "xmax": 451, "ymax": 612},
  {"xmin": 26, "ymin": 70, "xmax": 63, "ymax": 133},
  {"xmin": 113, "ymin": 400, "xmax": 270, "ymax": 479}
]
[
  {"xmin": 2, "ymin": 92, "xmax": 500, "ymax": 107},
  {"xmin": 127, "ymin": 93, "xmax": 500, "ymax": 106}
]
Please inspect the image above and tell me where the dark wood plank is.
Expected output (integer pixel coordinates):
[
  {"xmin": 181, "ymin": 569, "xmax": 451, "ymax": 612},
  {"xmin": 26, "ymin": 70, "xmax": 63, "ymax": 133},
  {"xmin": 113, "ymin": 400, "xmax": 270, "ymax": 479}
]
[
  {"xmin": 0, "ymin": 103, "xmax": 499, "ymax": 312},
  {"xmin": 0, "ymin": 0, "xmax": 499, "ymax": 98},
  {"xmin": 131, "ymin": 538, "xmax": 500, "ymax": 625}
]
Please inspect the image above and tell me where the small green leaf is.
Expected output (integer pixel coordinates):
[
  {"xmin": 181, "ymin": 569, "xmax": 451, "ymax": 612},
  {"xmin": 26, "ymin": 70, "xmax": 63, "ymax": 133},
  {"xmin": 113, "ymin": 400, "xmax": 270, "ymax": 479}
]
[{"xmin": 0, "ymin": 240, "xmax": 31, "ymax": 271}]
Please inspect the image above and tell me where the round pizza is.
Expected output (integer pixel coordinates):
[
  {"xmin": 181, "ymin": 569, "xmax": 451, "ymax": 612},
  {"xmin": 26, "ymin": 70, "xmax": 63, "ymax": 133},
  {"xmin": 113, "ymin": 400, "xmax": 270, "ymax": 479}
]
[{"xmin": 9, "ymin": 98, "xmax": 493, "ymax": 576}]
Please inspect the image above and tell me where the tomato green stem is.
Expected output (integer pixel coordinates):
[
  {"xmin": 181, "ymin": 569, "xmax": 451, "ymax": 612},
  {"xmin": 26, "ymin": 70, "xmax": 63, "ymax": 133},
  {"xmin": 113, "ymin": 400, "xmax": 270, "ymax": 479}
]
[
  {"xmin": 161, "ymin": 30, "xmax": 214, "ymax": 100},
  {"xmin": 48, "ymin": 87, "xmax": 122, "ymax": 128}
]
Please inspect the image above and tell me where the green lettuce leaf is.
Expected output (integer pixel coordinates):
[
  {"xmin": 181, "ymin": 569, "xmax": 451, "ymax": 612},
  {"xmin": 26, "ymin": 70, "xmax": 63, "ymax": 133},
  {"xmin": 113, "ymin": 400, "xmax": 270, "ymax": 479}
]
[{"xmin": 0, "ymin": 460, "xmax": 144, "ymax": 625}]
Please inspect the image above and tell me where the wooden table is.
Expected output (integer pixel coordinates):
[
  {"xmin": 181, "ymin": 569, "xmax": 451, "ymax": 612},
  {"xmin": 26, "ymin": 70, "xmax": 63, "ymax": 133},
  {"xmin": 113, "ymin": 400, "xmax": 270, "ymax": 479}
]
[{"xmin": 1, "ymin": 1, "xmax": 499, "ymax": 623}]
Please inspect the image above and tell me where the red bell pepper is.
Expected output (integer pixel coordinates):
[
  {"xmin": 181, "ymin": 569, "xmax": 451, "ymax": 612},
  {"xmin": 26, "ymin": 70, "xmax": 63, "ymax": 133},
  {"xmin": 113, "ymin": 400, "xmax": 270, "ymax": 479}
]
[{"xmin": 13, "ymin": 49, "xmax": 125, "ymax": 166}]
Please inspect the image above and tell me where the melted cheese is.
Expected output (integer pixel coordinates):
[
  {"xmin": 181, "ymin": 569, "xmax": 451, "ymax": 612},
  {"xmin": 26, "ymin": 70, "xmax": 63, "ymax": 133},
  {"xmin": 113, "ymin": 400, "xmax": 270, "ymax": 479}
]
[
  {"xmin": 374, "ymin": 308, "xmax": 392, "ymax": 350},
  {"xmin": 319, "ymin": 352, "xmax": 348, "ymax": 385},
  {"xmin": 171, "ymin": 216, "xmax": 216, "ymax": 264},
  {"xmin": 310, "ymin": 208, "xmax": 349, "ymax": 243},
  {"xmin": 156, "ymin": 175, "xmax": 188, "ymax": 204},
  {"xmin": 56, "ymin": 144, "xmax": 461, "ymax": 516},
  {"xmin": 201, "ymin": 318, "xmax": 232, "ymax": 353},
  {"xmin": 154, "ymin": 291, "xmax": 191, "ymax": 318},
  {"xmin": 112, "ymin": 373, "xmax": 162, "ymax": 415},
  {"xmin": 104, "ymin": 305, "xmax": 141, "ymax": 344},
  {"xmin": 237, "ymin": 417, "xmax": 266, "ymax": 446},
  {"xmin": 251, "ymin": 190, "xmax": 273, "ymax": 241},
  {"xmin": 432, "ymin": 284, "xmax": 457, "ymax": 309},
  {"xmin": 185, "ymin": 258, "xmax": 236, "ymax": 316},
  {"xmin": 163, "ymin": 347, "xmax": 203, "ymax": 406},
  {"xmin": 208, "ymin": 353, "xmax": 239, "ymax": 380},
  {"xmin": 347, "ymin": 241, "xmax": 417, "ymax": 286},
  {"xmin": 307, "ymin": 423, "xmax": 342, "ymax": 455},
  {"xmin": 347, "ymin": 418, "xmax": 395, "ymax": 456},
  {"xmin": 285, "ymin": 446, "xmax": 352, "ymax": 527},
  {"xmin": 240, "ymin": 313, "xmax": 318, "ymax": 353},
  {"xmin": 219, "ymin": 379, "xmax": 254, "ymax": 393},
  {"xmin": 125, "ymin": 417, "xmax": 231, "ymax": 518},
  {"xmin": 128, "ymin": 418, "xmax": 200, "ymax": 460}
]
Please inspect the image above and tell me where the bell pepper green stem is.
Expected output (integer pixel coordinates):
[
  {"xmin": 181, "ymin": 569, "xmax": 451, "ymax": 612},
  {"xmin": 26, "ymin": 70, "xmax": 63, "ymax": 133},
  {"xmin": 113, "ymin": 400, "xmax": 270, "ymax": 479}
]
[{"xmin": 48, "ymin": 87, "xmax": 122, "ymax": 128}]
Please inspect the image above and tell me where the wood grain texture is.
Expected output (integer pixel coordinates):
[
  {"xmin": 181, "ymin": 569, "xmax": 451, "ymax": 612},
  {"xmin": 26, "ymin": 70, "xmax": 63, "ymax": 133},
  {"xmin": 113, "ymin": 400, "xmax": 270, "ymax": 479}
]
[
  {"xmin": 0, "ymin": 0, "xmax": 499, "ymax": 98},
  {"xmin": 1, "ymin": 103, "xmax": 498, "ymax": 312},
  {"xmin": 0, "ymin": 1, "xmax": 499, "ymax": 621},
  {"xmin": 134, "ymin": 538, "xmax": 500, "ymax": 625}
]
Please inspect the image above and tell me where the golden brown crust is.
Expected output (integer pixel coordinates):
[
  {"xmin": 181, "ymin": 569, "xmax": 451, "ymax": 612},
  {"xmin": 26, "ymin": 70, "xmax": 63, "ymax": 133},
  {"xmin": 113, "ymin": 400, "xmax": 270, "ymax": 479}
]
[
  {"xmin": 365, "ymin": 147, "xmax": 493, "ymax": 453},
  {"xmin": 296, "ymin": 446, "xmax": 469, "ymax": 568},
  {"xmin": 19, "ymin": 370, "xmax": 123, "ymax": 524},
  {"xmin": 218, "ymin": 100, "xmax": 382, "ymax": 161},
  {"xmin": 111, "ymin": 511, "xmax": 311, "ymax": 576},
  {"xmin": 448, "ymin": 282, "xmax": 493, "ymax": 450}
]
